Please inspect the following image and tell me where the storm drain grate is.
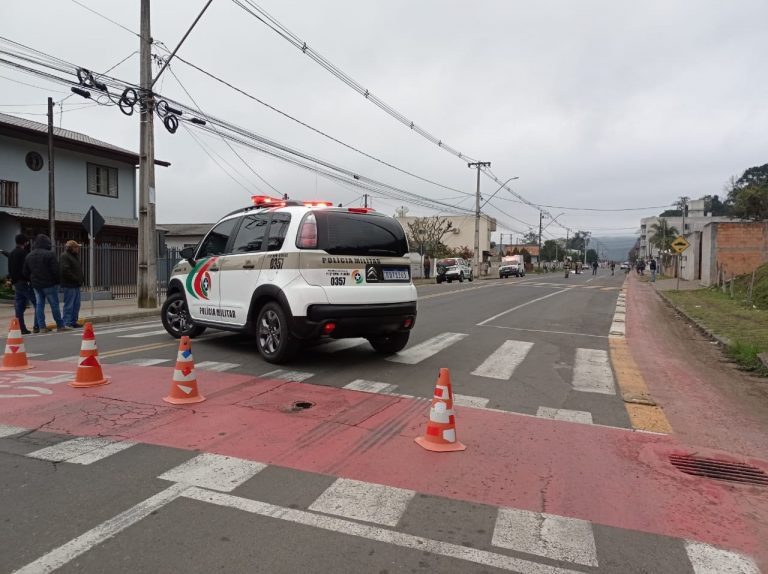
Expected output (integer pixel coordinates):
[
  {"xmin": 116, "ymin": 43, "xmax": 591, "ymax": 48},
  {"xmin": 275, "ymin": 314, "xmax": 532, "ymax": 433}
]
[{"xmin": 669, "ymin": 454, "xmax": 768, "ymax": 486}]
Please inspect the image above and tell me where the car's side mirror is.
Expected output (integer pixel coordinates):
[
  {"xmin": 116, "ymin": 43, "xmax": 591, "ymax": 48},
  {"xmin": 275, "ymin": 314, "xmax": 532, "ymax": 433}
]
[{"xmin": 179, "ymin": 246, "xmax": 196, "ymax": 265}]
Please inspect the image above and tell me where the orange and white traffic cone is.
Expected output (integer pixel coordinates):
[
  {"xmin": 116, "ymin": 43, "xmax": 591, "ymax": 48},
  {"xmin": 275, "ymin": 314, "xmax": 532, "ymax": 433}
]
[
  {"xmin": 0, "ymin": 318, "xmax": 34, "ymax": 371},
  {"xmin": 68, "ymin": 322, "xmax": 109, "ymax": 388},
  {"xmin": 415, "ymin": 368, "xmax": 466, "ymax": 452},
  {"xmin": 163, "ymin": 336, "xmax": 205, "ymax": 405}
]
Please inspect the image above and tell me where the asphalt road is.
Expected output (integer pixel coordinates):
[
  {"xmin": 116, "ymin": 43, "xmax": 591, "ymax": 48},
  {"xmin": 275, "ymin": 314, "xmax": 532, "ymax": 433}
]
[{"xmin": 2, "ymin": 269, "xmax": 757, "ymax": 574}]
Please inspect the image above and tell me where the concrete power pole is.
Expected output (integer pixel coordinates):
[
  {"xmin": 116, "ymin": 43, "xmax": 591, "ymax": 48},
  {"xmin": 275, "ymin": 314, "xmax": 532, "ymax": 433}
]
[
  {"xmin": 468, "ymin": 161, "xmax": 491, "ymax": 278},
  {"xmin": 47, "ymin": 97, "xmax": 55, "ymax": 242},
  {"xmin": 538, "ymin": 211, "xmax": 543, "ymax": 270},
  {"xmin": 138, "ymin": 0, "xmax": 157, "ymax": 308}
]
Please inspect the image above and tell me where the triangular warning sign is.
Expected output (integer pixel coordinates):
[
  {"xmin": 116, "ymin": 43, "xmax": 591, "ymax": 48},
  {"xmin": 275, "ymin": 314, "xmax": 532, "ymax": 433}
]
[{"xmin": 177, "ymin": 384, "xmax": 193, "ymax": 395}]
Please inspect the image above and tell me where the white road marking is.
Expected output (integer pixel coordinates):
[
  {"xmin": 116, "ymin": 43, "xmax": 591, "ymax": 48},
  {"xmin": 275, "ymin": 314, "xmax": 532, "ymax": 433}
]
[
  {"xmin": 344, "ymin": 379, "xmax": 398, "ymax": 394},
  {"xmin": 453, "ymin": 394, "xmax": 490, "ymax": 408},
  {"xmin": 471, "ymin": 340, "xmax": 534, "ymax": 380},
  {"xmin": 0, "ymin": 424, "xmax": 27, "ymax": 438},
  {"xmin": 185, "ymin": 487, "xmax": 584, "ymax": 574},
  {"xmin": 12, "ymin": 484, "xmax": 189, "ymax": 574},
  {"xmin": 26, "ymin": 353, "xmax": 44, "ymax": 357},
  {"xmin": 309, "ymin": 478, "xmax": 415, "ymax": 527},
  {"xmin": 316, "ymin": 338, "xmax": 367, "ymax": 353},
  {"xmin": 195, "ymin": 361, "xmax": 240, "ymax": 372},
  {"xmin": 492, "ymin": 507, "xmax": 598, "ymax": 567},
  {"xmin": 536, "ymin": 407, "xmax": 594, "ymax": 424},
  {"xmin": 51, "ymin": 356, "xmax": 82, "ymax": 363},
  {"xmin": 115, "ymin": 358, "xmax": 170, "ymax": 367},
  {"xmin": 119, "ymin": 329, "xmax": 169, "ymax": 338},
  {"xmin": 261, "ymin": 369, "xmax": 315, "ymax": 382},
  {"xmin": 477, "ymin": 289, "xmax": 571, "ymax": 326},
  {"xmin": 572, "ymin": 348, "xmax": 616, "ymax": 395},
  {"xmin": 158, "ymin": 453, "xmax": 267, "ymax": 492},
  {"xmin": 685, "ymin": 541, "xmax": 760, "ymax": 574},
  {"xmin": 89, "ymin": 322, "xmax": 160, "ymax": 336},
  {"xmin": 386, "ymin": 332, "xmax": 467, "ymax": 365},
  {"xmin": 27, "ymin": 437, "xmax": 136, "ymax": 465}
]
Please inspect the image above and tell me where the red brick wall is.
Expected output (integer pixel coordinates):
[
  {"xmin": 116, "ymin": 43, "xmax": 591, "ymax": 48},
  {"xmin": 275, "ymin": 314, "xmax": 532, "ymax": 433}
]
[{"xmin": 715, "ymin": 222, "xmax": 768, "ymax": 277}]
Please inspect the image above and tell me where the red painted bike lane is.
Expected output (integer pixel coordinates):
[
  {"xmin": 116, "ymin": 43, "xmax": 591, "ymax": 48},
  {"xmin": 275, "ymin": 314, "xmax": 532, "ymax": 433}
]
[{"xmin": 1, "ymin": 358, "xmax": 766, "ymax": 568}]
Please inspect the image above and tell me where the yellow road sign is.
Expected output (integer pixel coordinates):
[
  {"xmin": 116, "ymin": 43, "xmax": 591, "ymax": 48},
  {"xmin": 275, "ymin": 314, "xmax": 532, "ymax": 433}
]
[{"xmin": 671, "ymin": 235, "xmax": 690, "ymax": 254}]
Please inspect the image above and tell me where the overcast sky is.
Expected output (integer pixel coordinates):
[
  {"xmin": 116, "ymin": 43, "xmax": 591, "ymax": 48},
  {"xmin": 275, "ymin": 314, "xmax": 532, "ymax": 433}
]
[{"xmin": 2, "ymin": 0, "xmax": 767, "ymax": 242}]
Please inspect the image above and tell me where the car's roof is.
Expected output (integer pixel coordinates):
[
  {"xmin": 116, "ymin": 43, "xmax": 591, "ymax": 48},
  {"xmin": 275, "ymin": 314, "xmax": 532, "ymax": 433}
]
[{"xmin": 217, "ymin": 204, "xmax": 389, "ymax": 224}]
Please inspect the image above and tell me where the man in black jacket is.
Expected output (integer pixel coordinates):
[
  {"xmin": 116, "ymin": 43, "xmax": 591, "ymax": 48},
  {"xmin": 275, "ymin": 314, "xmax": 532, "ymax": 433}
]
[
  {"xmin": 22, "ymin": 234, "xmax": 68, "ymax": 332},
  {"xmin": 60, "ymin": 240, "xmax": 84, "ymax": 328},
  {"xmin": 4, "ymin": 234, "xmax": 40, "ymax": 334}
]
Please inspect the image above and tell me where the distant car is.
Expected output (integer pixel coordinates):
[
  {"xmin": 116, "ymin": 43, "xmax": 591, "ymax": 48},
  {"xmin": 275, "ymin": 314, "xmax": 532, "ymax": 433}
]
[
  {"xmin": 436, "ymin": 258, "xmax": 473, "ymax": 283},
  {"xmin": 499, "ymin": 262, "xmax": 525, "ymax": 278},
  {"xmin": 620, "ymin": 262, "xmax": 631, "ymax": 270}
]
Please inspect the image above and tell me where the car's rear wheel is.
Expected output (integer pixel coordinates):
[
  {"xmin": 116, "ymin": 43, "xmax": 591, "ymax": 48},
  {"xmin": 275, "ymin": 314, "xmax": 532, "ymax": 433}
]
[
  {"xmin": 256, "ymin": 301, "xmax": 298, "ymax": 364},
  {"xmin": 161, "ymin": 292, "xmax": 206, "ymax": 339},
  {"xmin": 469, "ymin": 272, "xmax": 474, "ymax": 282},
  {"xmin": 368, "ymin": 332, "xmax": 410, "ymax": 354},
  {"xmin": 459, "ymin": 273, "xmax": 464, "ymax": 283}
]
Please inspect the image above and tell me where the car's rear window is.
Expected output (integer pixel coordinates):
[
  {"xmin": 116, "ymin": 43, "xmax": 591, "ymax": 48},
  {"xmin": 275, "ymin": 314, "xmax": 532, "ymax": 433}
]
[
  {"xmin": 438, "ymin": 259, "xmax": 457, "ymax": 266},
  {"xmin": 316, "ymin": 211, "xmax": 408, "ymax": 256}
]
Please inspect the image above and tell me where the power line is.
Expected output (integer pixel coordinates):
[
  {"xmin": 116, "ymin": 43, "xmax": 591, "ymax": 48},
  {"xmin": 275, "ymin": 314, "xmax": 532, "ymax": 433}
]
[{"xmin": 68, "ymin": 0, "xmax": 141, "ymax": 38}]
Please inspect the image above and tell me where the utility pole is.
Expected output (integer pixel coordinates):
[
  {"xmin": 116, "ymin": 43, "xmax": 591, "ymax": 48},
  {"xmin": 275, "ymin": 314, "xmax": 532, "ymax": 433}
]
[
  {"xmin": 677, "ymin": 196, "xmax": 689, "ymax": 291},
  {"xmin": 537, "ymin": 211, "xmax": 543, "ymax": 270},
  {"xmin": 363, "ymin": 193, "xmax": 368, "ymax": 208},
  {"xmin": 565, "ymin": 228, "xmax": 569, "ymax": 262},
  {"xmin": 47, "ymin": 97, "xmax": 55, "ymax": 242},
  {"xmin": 468, "ymin": 161, "xmax": 491, "ymax": 278},
  {"xmin": 583, "ymin": 232, "xmax": 589, "ymax": 267},
  {"xmin": 138, "ymin": 0, "xmax": 157, "ymax": 308}
]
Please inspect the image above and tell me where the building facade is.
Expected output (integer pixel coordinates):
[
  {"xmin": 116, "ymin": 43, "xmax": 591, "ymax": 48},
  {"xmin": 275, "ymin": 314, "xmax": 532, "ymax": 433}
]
[
  {"xmin": 0, "ymin": 112, "xmax": 169, "ymax": 277},
  {"xmin": 395, "ymin": 213, "xmax": 497, "ymax": 258}
]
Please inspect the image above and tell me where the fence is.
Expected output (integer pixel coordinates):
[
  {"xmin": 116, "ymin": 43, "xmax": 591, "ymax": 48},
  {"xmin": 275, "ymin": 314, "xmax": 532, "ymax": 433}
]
[{"xmin": 53, "ymin": 244, "xmax": 182, "ymax": 300}]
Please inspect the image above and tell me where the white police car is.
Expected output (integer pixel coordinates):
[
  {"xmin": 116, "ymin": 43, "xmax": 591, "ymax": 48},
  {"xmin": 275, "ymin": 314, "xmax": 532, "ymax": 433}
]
[{"xmin": 161, "ymin": 196, "xmax": 418, "ymax": 363}]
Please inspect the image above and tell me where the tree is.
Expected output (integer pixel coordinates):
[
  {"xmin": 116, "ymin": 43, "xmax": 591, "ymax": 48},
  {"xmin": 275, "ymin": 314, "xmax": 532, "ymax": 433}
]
[
  {"xmin": 567, "ymin": 230, "xmax": 589, "ymax": 251},
  {"xmin": 406, "ymin": 216, "xmax": 453, "ymax": 256},
  {"xmin": 522, "ymin": 230, "xmax": 539, "ymax": 245},
  {"xmin": 586, "ymin": 249, "xmax": 598, "ymax": 264},
  {"xmin": 703, "ymin": 194, "xmax": 729, "ymax": 216},
  {"xmin": 648, "ymin": 218, "xmax": 680, "ymax": 252},
  {"xmin": 449, "ymin": 245, "xmax": 474, "ymax": 260},
  {"xmin": 540, "ymin": 239, "xmax": 560, "ymax": 261},
  {"xmin": 511, "ymin": 247, "xmax": 520, "ymax": 255},
  {"xmin": 726, "ymin": 163, "xmax": 768, "ymax": 221},
  {"xmin": 658, "ymin": 209, "xmax": 682, "ymax": 217},
  {"xmin": 520, "ymin": 248, "xmax": 532, "ymax": 264}
]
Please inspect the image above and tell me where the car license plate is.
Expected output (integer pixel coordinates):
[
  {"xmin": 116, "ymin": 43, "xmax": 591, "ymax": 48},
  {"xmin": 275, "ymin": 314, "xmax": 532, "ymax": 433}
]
[{"xmin": 383, "ymin": 268, "xmax": 409, "ymax": 281}]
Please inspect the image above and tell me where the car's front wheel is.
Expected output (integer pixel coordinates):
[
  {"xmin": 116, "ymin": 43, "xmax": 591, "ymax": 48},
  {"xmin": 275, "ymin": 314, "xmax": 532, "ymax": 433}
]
[
  {"xmin": 256, "ymin": 301, "xmax": 298, "ymax": 364},
  {"xmin": 161, "ymin": 292, "xmax": 206, "ymax": 339},
  {"xmin": 459, "ymin": 273, "xmax": 464, "ymax": 283},
  {"xmin": 469, "ymin": 272, "xmax": 474, "ymax": 282},
  {"xmin": 368, "ymin": 332, "xmax": 410, "ymax": 354}
]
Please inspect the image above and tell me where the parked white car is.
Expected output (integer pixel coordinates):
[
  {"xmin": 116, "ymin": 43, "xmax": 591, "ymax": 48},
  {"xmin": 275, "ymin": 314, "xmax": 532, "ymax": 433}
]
[{"xmin": 435, "ymin": 258, "xmax": 473, "ymax": 283}]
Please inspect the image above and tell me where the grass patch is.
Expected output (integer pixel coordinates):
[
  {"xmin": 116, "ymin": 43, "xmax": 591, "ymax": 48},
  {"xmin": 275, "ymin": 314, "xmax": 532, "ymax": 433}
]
[{"xmin": 665, "ymin": 288, "xmax": 768, "ymax": 374}]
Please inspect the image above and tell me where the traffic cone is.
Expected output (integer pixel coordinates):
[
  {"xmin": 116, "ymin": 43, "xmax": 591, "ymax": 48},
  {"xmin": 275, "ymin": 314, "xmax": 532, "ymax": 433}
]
[
  {"xmin": 0, "ymin": 318, "xmax": 34, "ymax": 371},
  {"xmin": 68, "ymin": 322, "xmax": 109, "ymax": 388},
  {"xmin": 415, "ymin": 368, "xmax": 466, "ymax": 452},
  {"xmin": 163, "ymin": 336, "xmax": 205, "ymax": 405}
]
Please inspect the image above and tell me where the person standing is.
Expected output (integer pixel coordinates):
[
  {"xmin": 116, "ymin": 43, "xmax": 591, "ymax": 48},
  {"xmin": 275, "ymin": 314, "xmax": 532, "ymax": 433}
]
[
  {"xmin": 23, "ymin": 234, "xmax": 69, "ymax": 333},
  {"xmin": 610, "ymin": 261, "xmax": 616, "ymax": 276},
  {"xmin": 4, "ymin": 234, "xmax": 40, "ymax": 334},
  {"xmin": 592, "ymin": 260, "xmax": 599, "ymax": 275},
  {"xmin": 423, "ymin": 255, "xmax": 431, "ymax": 279},
  {"xmin": 60, "ymin": 240, "xmax": 84, "ymax": 328},
  {"xmin": 649, "ymin": 257, "xmax": 657, "ymax": 282}
]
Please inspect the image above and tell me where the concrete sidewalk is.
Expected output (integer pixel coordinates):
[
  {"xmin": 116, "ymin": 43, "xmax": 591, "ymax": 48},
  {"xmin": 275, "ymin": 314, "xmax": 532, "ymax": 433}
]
[{"xmin": 0, "ymin": 297, "xmax": 158, "ymax": 327}]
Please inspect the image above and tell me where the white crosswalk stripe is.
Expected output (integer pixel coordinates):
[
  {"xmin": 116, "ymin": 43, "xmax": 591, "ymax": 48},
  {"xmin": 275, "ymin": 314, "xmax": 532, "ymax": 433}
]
[
  {"xmin": 492, "ymin": 507, "xmax": 598, "ymax": 567},
  {"xmin": 158, "ymin": 453, "xmax": 267, "ymax": 492},
  {"xmin": 309, "ymin": 478, "xmax": 415, "ymax": 527},
  {"xmin": 386, "ymin": 332, "xmax": 467, "ymax": 365},
  {"xmin": 116, "ymin": 358, "xmax": 170, "ymax": 367},
  {"xmin": 0, "ymin": 424, "xmax": 27, "ymax": 438},
  {"xmin": 261, "ymin": 369, "xmax": 314, "ymax": 382},
  {"xmin": 471, "ymin": 340, "xmax": 533, "ymax": 380},
  {"xmin": 27, "ymin": 437, "xmax": 136, "ymax": 465},
  {"xmin": 344, "ymin": 379, "xmax": 398, "ymax": 394},
  {"xmin": 572, "ymin": 348, "xmax": 616, "ymax": 395},
  {"xmin": 536, "ymin": 407, "xmax": 593, "ymax": 424},
  {"xmin": 195, "ymin": 361, "xmax": 240, "ymax": 372},
  {"xmin": 453, "ymin": 394, "xmax": 490, "ymax": 408},
  {"xmin": 88, "ymin": 322, "xmax": 160, "ymax": 336},
  {"xmin": 119, "ymin": 329, "xmax": 170, "ymax": 338},
  {"xmin": 684, "ymin": 541, "xmax": 760, "ymax": 574}
]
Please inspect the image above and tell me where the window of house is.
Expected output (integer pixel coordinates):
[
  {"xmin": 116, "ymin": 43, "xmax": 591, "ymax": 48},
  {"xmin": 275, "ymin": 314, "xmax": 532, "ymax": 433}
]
[
  {"xmin": 0, "ymin": 180, "xmax": 19, "ymax": 207},
  {"xmin": 87, "ymin": 163, "xmax": 118, "ymax": 198}
]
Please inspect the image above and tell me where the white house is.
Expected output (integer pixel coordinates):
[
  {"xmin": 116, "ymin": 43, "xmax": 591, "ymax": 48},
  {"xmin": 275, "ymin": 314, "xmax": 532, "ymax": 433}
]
[{"xmin": 0, "ymin": 112, "xmax": 169, "ymax": 277}]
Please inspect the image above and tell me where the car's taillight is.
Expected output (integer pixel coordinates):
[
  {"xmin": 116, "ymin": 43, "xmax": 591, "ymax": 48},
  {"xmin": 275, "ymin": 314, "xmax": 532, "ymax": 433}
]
[{"xmin": 297, "ymin": 213, "xmax": 318, "ymax": 249}]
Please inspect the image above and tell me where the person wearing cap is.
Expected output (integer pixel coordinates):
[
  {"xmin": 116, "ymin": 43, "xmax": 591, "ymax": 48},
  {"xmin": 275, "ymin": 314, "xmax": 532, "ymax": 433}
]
[
  {"xmin": 60, "ymin": 240, "xmax": 84, "ymax": 329},
  {"xmin": 4, "ymin": 234, "xmax": 40, "ymax": 335}
]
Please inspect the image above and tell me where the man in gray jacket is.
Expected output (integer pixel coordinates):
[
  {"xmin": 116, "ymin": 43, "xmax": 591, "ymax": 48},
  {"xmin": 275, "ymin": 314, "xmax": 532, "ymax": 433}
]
[{"xmin": 22, "ymin": 234, "xmax": 69, "ymax": 332}]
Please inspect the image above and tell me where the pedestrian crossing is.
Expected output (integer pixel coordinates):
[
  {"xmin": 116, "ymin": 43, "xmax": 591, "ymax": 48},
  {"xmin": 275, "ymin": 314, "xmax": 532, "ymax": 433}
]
[{"xmin": 2, "ymin": 435, "xmax": 757, "ymax": 574}]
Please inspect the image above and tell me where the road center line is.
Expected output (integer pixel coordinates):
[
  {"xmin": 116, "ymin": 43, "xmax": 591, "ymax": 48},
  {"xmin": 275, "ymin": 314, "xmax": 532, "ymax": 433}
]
[
  {"xmin": 477, "ymin": 288, "xmax": 571, "ymax": 326},
  {"xmin": 183, "ymin": 487, "xmax": 584, "ymax": 574}
]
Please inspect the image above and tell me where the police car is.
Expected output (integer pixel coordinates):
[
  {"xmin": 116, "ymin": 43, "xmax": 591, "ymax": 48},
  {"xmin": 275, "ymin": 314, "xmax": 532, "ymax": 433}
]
[{"xmin": 161, "ymin": 196, "xmax": 418, "ymax": 363}]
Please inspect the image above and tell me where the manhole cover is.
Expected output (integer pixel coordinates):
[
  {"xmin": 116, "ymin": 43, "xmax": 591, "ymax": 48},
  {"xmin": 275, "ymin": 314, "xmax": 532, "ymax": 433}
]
[
  {"xmin": 669, "ymin": 454, "xmax": 768, "ymax": 486},
  {"xmin": 290, "ymin": 401, "xmax": 315, "ymax": 411}
]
